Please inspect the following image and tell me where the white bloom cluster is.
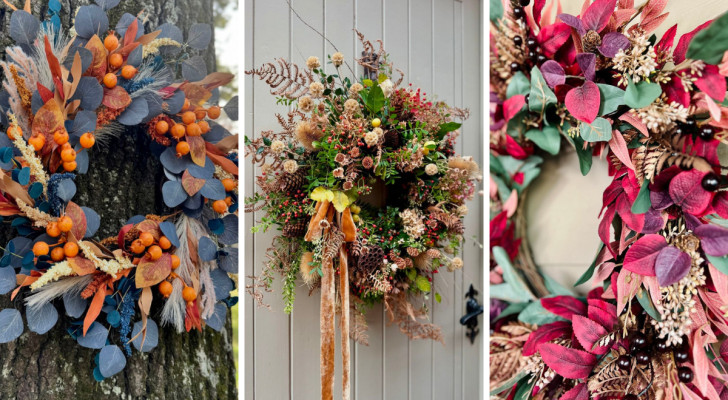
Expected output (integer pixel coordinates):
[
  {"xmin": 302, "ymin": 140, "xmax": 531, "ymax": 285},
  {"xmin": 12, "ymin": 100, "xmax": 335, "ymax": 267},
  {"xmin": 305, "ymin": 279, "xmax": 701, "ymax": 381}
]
[{"xmin": 613, "ymin": 32, "xmax": 658, "ymax": 86}]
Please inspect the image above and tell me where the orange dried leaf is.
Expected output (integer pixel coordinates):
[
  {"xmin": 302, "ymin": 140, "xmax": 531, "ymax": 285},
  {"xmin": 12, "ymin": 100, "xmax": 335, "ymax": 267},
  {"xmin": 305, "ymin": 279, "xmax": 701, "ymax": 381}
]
[
  {"xmin": 65, "ymin": 201, "xmax": 87, "ymax": 240},
  {"xmin": 135, "ymin": 253, "xmax": 172, "ymax": 288},
  {"xmin": 102, "ymin": 86, "xmax": 132, "ymax": 110},
  {"xmin": 84, "ymin": 35, "xmax": 107, "ymax": 79},
  {"xmin": 83, "ymin": 285, "xmax": 108, "ymax": 335},
  {"xmin": 187, "ymin": 135, "xmax": 206, "ymax": 166},
  {"xmin": 123, "ymin": 19, "xmax": 138, "ymax": 47},
  {"xmin": 32, "ymin": 99, "xmax": 65, "ymax": 139},
  {"xmin": 67, "ymin": 257, "xmax": 96, "ymax": 276},
  {"xmin": 181, "ymin": 170, "xmax": 205, "ymax": 196},
  {"xmin": 134, "ymin": 219, "xmax": 161, "ymax": 240}
]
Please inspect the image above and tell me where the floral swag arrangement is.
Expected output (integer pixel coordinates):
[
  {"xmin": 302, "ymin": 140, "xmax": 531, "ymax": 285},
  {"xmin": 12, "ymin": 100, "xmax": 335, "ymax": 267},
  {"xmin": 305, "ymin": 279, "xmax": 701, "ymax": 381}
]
[
  {"xmin": 246, "ymin": 33, "xmax": 480, "ymax": 400},
  {"xmin": 490, "ymin": 0, "xmax": 728, "ymax": 399},
  {"xmin": 0, "ymin": 0, "xmax": 239, "ymax": 381}
]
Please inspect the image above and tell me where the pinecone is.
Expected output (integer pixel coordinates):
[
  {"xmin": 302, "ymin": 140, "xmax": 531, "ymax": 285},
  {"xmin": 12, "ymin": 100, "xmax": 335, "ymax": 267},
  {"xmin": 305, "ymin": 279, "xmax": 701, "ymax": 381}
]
[
  {"xmin": 582, "ymin": 30, "xmax": 602, "ymax": 53},
  {"xmin": 356, "ymin": 245, "xmax": 385, "ymax": 273},
  {"xmin": 278, "ymin": 169, "xmax": 306, "ymax": 194},
  {"xmin": 383, "ymin": 129, "xmax": 400, "ymax": 149},
  {"xmin": 282, "ymin": 218, "xmax": 308, "ymax": 238}
]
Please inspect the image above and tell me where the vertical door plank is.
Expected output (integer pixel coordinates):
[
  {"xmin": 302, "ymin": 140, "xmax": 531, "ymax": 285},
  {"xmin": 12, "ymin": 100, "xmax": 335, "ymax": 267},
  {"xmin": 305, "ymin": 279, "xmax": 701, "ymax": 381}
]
[
  {"xmin": 245, "ymin": 1, "xmax": 256, "ymax": 399},
  {"xmin": 431, "ymin": 0, "xmax": 456, "ymax": 398},
  {"xmin": 251, "ymin": 0, "xmax": 293, "ymax": 399},
  {"xmin": 460, "ymin": 0, "xmax": 483, "ymax": 398},
  {"xmin": 289, "ymin": 1, "xmax": 326, "ymax": 399}
]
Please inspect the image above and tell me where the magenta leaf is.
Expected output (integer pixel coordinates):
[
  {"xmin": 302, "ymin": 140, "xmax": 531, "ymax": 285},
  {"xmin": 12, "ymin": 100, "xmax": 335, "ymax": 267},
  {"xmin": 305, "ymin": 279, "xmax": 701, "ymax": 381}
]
[
  {"xmin": 668, "ymin": 169, "xmax": 712, "ymax": 215},
  {"xmin": 656, "ymin": 24, "xmax": 678, "ymax": 54},
  {"xmin": 561, "ymin": 383, "xmax": 589, "ymax": 400},
  {"xmin": 538, "ymin": 343, "xmax": 597, "ymax": 379},
  {"xmin": 582, "ymin": 0, "xmax": 618, "ymax": 33},
  {"xmin": 674, "ymin": 20, "xmax": 713, "ymax": 64},
  {"xmin": 503, "ymin": 95, "xmax": 526, "ymax": 123},
  {"xmin": 662, "ymin": 78, "xmax": 690, "ymax": 108},
  {"xmin": 587, "ymin": 299, "xmax": 618, "ymax": 329},
  {"xmin": 695, "ymin": 224, "xmax": 728, "ymax": 257},
  {"xmin": 649, "ymin": 190, "xmax": 673, "ymax": 210},
  {"xmin": 616, "ymin": 194, "xmax": 644, "ymax": 233},
  {"xmin": 720, "ymin": 340, "xmax": 728, "ymax": 364},
  {"xmin": 565, "ymin": 81, "xmax": 600, "ymax": 123},
  {"xmin": 623, "ymin": 234, "xmax": 667, "ymax": 276},
  {"xmin": 558, "ymin": 13, "xmax": 586, "ymax": 35},
  {"xmin": 599, "ymin": 32, "xmax": 631, "ymax": 57},
  {"xmin": 655, "ymin": 246, "xmax": 692, "ymax": 286},
  {"xmin": 576, "ymin": 53, "xmax": 596, "ymax": 81},
  {"xmin": 541, "ymin": 296, "xmax": 587, "ymax": 320},
  {"xmin": 533, "ymin": 0, "xmax": 547, "ymax": 27},
  {"xmin": 695, "ymin": 64, "xmax": 727, "ymax": 102},
  {"xmin": 642, "ymin": 207, "xmax": 666, "ymax": 234},
  {"xmin": 538, "ymin": 22, "xmax": 573, "ymax": 57},
  {"xmin": 540, "ymin": 60, "xmax": 566, "ymax": 88},
  {"xmin": 713, "ymin": 192, "xmax": 728, "ymax": 219},
  {"xmin": 599, "ymin": 206, "xmax": 616, "ymax": 255},
  {"xmin": 572, "ymin": 315, "xmax": 610, "ymax": 355},
  {"xmin": 505, "ymin": 135, "xmax": 528, "ymax": 159},
  {"xmin": 523, "ymin": 321, "xmax": 571, "ymax": 356}
]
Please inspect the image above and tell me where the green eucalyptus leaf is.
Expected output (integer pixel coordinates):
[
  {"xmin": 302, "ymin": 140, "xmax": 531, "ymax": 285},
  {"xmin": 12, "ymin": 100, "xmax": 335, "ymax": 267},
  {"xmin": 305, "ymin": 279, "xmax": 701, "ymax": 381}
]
[
  {"xmin": 490, "ymin": 0, "xmax": 504, "ymax": 23},
  {"xmin": 507, "ymin": 72, "xmax": 531, "ymax": 98},
  {"xmin": 519, "ymin": 300, "xmax": 567, "ymax": 325},
  {"xmin": 525, "ymin": 126, "xmax": 561, "ymax": 155},
  {"xmin": 624, "ymin": 80, "xmax": 661, "ymax": 109},
  {"xmin": 631, "ymin": 180, "xmax": 651, "ymax": 214},
  {"xmin": 493, "ymin": 302, "xmax": 529, "ymax": 322},
  {"xmin": 686, "ymin": 11, "xmax": 728, "ymax": 65},
  {"xmin": 575, "ymin": 243, "xmax": 604, "ymax": 286},
  {"xmin": 579, "ymin": 117, "xmax": 613, "ymax": 142},
  {"xmin": 636, "ymin": 289, "xmax": 661, "ymax": 322},
  {"xmin": 528, "ymin": 66, "xmax": 557, "ymax": 113},
  {"xmin": 492, "ymin": 246, "xmax": 535, "ymax": 302},
  {"xmin": 598, "ymin": 84, "xmax": 625, "ymax": 116}
]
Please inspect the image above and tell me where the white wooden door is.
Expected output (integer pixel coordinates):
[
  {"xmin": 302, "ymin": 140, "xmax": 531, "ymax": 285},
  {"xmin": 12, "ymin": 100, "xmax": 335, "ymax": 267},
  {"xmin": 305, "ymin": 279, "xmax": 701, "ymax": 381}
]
[{"xmin": 244, "ymin": 0, "xmax": 483, "ymax": 399}]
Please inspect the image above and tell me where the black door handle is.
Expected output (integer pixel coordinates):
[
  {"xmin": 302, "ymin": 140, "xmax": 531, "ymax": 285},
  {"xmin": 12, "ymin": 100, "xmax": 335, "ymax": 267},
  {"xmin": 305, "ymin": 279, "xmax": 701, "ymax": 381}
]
[{"xmin": 459, "ymin": 284, "xmax": 483, "ymax": 344}]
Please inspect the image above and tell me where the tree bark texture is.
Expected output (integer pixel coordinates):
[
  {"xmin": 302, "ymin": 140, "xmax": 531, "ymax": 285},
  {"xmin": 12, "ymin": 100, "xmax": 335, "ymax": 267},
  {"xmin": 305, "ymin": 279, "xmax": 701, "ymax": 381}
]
[{"xmin": 0, "ymin": 0, "xmax": 236, "ymax": 399}]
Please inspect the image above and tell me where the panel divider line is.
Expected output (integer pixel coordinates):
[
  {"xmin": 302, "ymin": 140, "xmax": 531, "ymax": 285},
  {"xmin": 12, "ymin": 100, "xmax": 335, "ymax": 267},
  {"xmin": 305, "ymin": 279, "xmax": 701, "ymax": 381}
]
[
  {"xmin": 429, "ymin": 1, "xmax": 436, "ymax": 399},
  {"xmin": 459, "ymin": 1, "xmax": 465, "ymax": 396},
  {"xmin": 250, "ymin": 2, "xmax": 256, "ymax": 398}
]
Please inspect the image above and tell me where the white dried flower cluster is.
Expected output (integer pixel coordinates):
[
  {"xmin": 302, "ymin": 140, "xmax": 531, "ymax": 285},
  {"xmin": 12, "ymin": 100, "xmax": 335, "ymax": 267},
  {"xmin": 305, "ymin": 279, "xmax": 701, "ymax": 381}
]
[
  {"xmin": 633, "ymin": 94, "xmax": 688, "ymax": 133},
  {"xmin": 364, "ymin": 130, "xmax": 379, "ymax": 146},
  {"xmin": 425, "ymin": 163, "xmax": 439, "ymax": 176},
  {"xmin": 306, "ymin": 56, "xmax": 320, "ymax": 69},
  {"xmin": 283, "ymin": 160, "xmax": 299, "ymax": 173},
  {"xmin": 309, "ymin": 82, "xmax": 324, "ymax": 98},
  {"xmin": 456, "ymin": 205, "xmax": 469, "ymax": 216},
  {"xmin": 16, "ymin": 199, "xmax": 54, "ymax": 227},
  {"xmin": 349, "ymin": 83, "xmax": 364, "ymax": 96},
  {"xmin": 379, "ymin": 79, "xmax": 394, "ymax": 97},
  {"xmin": 8, "ymin": 116, "xmax": 48, "ymax": 195},
  {"xmin": 448, "ymin": 257, "xmax": 463, "ymax": 272},
  {"xmin": 613, "ymin": 32, "xmax": 658, "ymax": 86},
  {"xmin": 331, "ymin": 52, "xmax": 344, "ymax": 67},
  {"xmin": 344, "ymin": 99, "xmax": 359, "ymax": 114},
  {"xmin": 30, "ymin": 261, "xmax": 74, "ymax": 290},
  {"xmin": 79, "ymin": 241, "xmax": 134, "ymax": 276},
  {"xmin": 298, "ymin": 96, "xmax": 314, "ymax": 112},
  {"xmin": 399, "ymin": 209, "xmax": 425, "ymax": 239},
  {"xmin": 270, "ymin": 140, "xmax": 286, "ymax": 154},
  {"xmin": 372, "ymin": 127, "xmax": 384, "ymax": 138},
  {"xmin": 143, "ymin": 38, "xmax": 182, "ymax": 58}
]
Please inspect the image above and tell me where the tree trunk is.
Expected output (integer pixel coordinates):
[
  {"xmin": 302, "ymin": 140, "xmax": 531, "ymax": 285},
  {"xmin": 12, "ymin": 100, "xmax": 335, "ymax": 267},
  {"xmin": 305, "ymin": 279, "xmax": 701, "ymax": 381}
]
[{"xmin": 0, "ymin": 1, "xmax": 236, "ymax": 399}]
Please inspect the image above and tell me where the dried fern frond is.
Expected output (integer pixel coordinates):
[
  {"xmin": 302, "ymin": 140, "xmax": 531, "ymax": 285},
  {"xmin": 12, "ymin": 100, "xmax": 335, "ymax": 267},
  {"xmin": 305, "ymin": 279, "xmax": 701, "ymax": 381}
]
[
  {"xmin": 246, "ymin": 58, "xmax": 313, "ymax": 99},
  {"xmin": 349, "ymin": 295, "xmax": 369, "ymax": 346},
  {"xmin": 383, "ymin": 291, "xmax": 443, "ymax": 343},
  {"xmin": 490, "ymin": 321, "xmax": 534, "ymax": 390}
]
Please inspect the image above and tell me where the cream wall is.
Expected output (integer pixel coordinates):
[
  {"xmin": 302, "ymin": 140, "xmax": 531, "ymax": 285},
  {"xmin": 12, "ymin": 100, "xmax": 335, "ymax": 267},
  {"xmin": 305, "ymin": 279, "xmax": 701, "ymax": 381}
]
[{"xmin": 525, "ymin": 0, "xmax": 728, "ymax": 293}]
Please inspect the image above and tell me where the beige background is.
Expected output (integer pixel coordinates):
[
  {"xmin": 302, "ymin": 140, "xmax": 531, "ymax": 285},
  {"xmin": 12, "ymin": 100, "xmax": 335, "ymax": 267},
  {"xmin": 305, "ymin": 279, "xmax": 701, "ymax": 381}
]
[{"xmin": 527, "ymin": 0, "xmax": 728, "ymax": 293}]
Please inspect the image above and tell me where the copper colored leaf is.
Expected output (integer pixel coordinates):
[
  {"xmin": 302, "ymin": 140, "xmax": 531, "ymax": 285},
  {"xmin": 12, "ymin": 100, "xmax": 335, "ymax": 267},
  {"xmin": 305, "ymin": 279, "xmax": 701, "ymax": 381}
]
[
  {"xmin": 67, "ymin": 256, "xmax": 96, "ymax": 276},
  {"xmin": 84, "ymin": 35, "xmax": 107, "ymax": 79},
  {"xmin": 65, "ymin": 201, "xmax": 87, "ymax": 240},
  {"xmin": 134, "ymin": 219, "xmax": 161, "ymax": 241},
  {"xmin": 32, "ymin": 99, "xmax": 65, "ymax": 138},
  {"xmin": 102, "ymin": 86, "xmax": 132, "ymax": 110},
  {"xmin": 135, "ymin": 253, "xmax": 172, "ymax": 288},
  {"xmin": 181, "ymin": 170, "xmax": 205, "ymax": 196},
  {"xmin": 123, "ymin": 18, "xmax": 138, "ymax": 47},
  {"xmin": 187, "ymin": 135, "xmax": 206, "ymax": 167}
]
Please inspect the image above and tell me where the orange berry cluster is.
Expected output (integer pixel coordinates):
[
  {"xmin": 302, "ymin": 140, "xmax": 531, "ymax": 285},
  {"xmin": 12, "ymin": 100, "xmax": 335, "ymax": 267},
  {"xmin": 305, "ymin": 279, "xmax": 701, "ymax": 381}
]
[
  {"xmin": 158, "ymin": 279, "xmax": 198, "ymax": 305},
  {"xmin": 129, "ymin": 231, "xmax": 180, "ymax": 266},
  {"xmin": 32, "ymin": 240, "xmax": 79, "ymax": 262},
  {"xmin": 211, "ymin": 178, "xmax": 237, "ymax": 214},
  {"xmin": 151, "ymin": 98, "xmax": 221, "ymax": 157},
  {"xmin": 102, "ymin": 34, "xmax": 138, "ymax": 89},
  {"xmin": 16, "ymin": 123, "xmax": 95, "ymax": 171}
]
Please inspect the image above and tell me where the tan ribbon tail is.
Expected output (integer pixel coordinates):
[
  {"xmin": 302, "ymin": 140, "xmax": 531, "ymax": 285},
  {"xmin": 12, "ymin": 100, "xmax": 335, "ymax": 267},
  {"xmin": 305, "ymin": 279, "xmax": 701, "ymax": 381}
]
[
  {"xmin": 320, "ymin": 250, "xmax": 336, "ymax": 400},
  {"xmin": 339, "ymin": 246, "xmax": 351, "ymax": 400}
]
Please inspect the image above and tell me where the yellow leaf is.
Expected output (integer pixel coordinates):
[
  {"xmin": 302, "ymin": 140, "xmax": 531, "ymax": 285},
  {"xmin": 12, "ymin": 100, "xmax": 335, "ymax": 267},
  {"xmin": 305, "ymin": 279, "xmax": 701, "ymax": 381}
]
[
  {"xmin": 310, "ymin": 187, "xmax": 333, "ymax": 202},
  {"xmin": 331, "ymin": 191, "xmax": 352, "ymax": 212}
]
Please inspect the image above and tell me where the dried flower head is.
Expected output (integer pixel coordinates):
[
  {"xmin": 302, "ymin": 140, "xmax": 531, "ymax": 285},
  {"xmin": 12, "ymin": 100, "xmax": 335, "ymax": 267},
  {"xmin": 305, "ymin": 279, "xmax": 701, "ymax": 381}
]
[
  {"xmin": 399, "ymin": 209, "xmax": 425, "ymax": 239},
  {"xmin": 331, "ymin": 52, "xmax": 344, "ymax": 67},
  {"xmin": 364, "ymin": 131, "xmax": 379, "ymax": 147},
  {"xmin": 270, "ymin": 140, "xmax": 286, "ymax": 154},
  {"xmin": 372, "ymin": 127, "xmax": 384, "ymax": 138},
  {"xmin": 309, "ymin": 82, "xmax": 324, "ymax": 98},
  {"xmin": 333, "ymin": 167, "xmax": 344, "ymax": 178},
  {"xmin": 335, "ymin": 153, "xmax": 347, "ymax": 164},
  {"xmin": 613, "ymin": 30, "xmax": 657, "ymax": 85},
  {"xmin": 425, "ymin": 163, "xmax": 438, "ymax": 176},
  {"xmin": 298, "ymin": 96, "xmax": 314, "ymax": 112},
  {"xmin": 362, "ymin": 156, "xmax": 374, "ymax": 169},
  {"xmin": 380, "ymin": 79, "xmax": 394, "ymax": 97},
  {"xmin": 306, "ymin": 56, "xmax": 321, "ymax": 70},
  {"xmin": 448, "ymin": 156, "xmax": 480, "ymax": 179},
  {"xmin": 349, "ymin": 147, "xmax": 360, "ymax": 158},
  {"xmin": 295, "ymin": 120, "xmax": 323, "ymax": 151},
  {"xmin": 283, "ymin": 159, "xmax": 299, "ymax": 173},
  {"xmin": 349, "ymin": 83, "xmax": 364, "ymax": 96},
  {"xmin": 343, "ymin": 181, "xmax": 353, "ymax": 190},
  {"xmin": 448, "ymin": 257, "xmax": 463, "ymax": 272},
  {"xmin": 344, "ymin": 98, "xmax": 359, "ymax": 114}
]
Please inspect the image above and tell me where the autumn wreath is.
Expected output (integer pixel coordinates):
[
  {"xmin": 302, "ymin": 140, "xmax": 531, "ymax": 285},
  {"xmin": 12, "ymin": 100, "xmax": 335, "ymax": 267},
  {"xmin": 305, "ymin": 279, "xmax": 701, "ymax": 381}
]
[
  {"xmin": 245, "ymin": 33, "xmax": 480, "ymax": 400},
  {"xmin": 0, "ymin": 0, "xmax": 238, "ymax": 380},
  {"xmin": 490, "ymin": 0, "xmax": 728, "ymax": 399}
]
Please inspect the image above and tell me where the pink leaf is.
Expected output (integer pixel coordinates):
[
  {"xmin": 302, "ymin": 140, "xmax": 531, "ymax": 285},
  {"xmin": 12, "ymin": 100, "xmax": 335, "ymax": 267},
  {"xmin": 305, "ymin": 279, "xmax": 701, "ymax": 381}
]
[
  {"xmin": 587, "ymin": 298, "xmax": 618, "ymax": 329},
  {"xmin": 708, "ymin": 264, "xmax": 728, "ymax": 306},
  {"xmin": 503, "ymin": 95, "xmax": 526, "ymax": 122},
  {"xmin": 695, "ymin": 224, "xmax": 728, "ymax": 257},
  {"xmin": 503, "ymin": 189, "xmax": 518, "ymax": 217},
  {"xmin": 538, "ymin": 22, "xmax": 572, "ymax": 57},
  {"xmin": 541, "ymin": 296, "xmax": 587, "ymax": 320},
  {"xmin": 523, "ymin": 321, "xmax": 572, "ymax": 356},
  {"xmin": 582, "ymin": 0, "xmax": 617, "ymax": 33},
  {"xmin": 692, "ymin": 329, "xmax": 718, "ymax": 396},
  {"xmin": 656, "ymin": 24, "xmax": 678, "ymax": 55},
  {"xmin": 662, "ymin": 78, "xmax": 690, "ymax": 108},
  {"xmin": 713, "ymin": 192, "xmax": 728, "ymax": 219},
  {"xmin": 641, "ymin": 0, "xmax": 667, "ymax": 23},
  {"xmin": 540, "ymin": 60, "xmax": 566, "ymax": 88},
  {"xmin": 616, "ymin": 194, "xmax": 644, "ymax": 232},
  {"xmin": 505, "ymin": 135, "xmax": 528, "ymax": 160},
  {"xmin": 720, "ymin": 340, "xmax": 728, "ymax": 364},
  {"xmin": 669, "ymin": 169, "xmax": 713, "ymax": 215},
  {"xmin": 695, "ymin": 65, "xmax": 727, "ymax": 102},
  {"xmin": 654, "ymin": 246, "xmax": 692, "ymax": 286},
  {"xmin": 623, "ymin": 234, "xmax": 667, "ymax": 276},
  {"xmin": 608, "ymin": 130, "xmax": 634, "ymax": 170},
  {"xmin": 561, "ymin": 383, "xmax": 589, "ymax": 400},
  {"xmin": 565, "ymin": 81, "xmax": 600, "ymax": 123},
  {"xmin": 572, "ymin": 315, "xmax": 610, "ymax": 355},
  {"xmin": 558, "ymin": 13, "xmax": 586, "ymax": 35},
  {"xmin": 640, "ymin": 12, "xmax": 669, "ymax": 35},
  {"xmin": 619, "ymin": 112, "xmax": 649, "ymax": 136},
  {"xmin": 599, "ymin": 206, "xmax": 617, "ymax": 255},
  {"xmin": 576, "ymin": 52, "xmax": 596, "ymax": 81},
  {"xmin": 533, "ymin": 0, "xmax": 547, "ymax": 27},
  {"xmin": 538, "ymin": 343, "xmax": 597, "ymax": 379},
  {"xmin": 616, "ymin": 268, "xmax": 642, "ymax": 315},
  {"xmin": 674, "ymin": 20, "xmax": 713, "ymax": 64}
]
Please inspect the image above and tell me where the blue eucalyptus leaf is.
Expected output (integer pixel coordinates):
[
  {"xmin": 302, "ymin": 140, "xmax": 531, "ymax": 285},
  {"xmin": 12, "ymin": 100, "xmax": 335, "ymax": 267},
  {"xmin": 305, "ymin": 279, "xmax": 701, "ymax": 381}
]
[
  {"xmin": 158, "ymin": 221, "xmax": 179, "ymax": 247},
  {"xmin": 63, "ymin": 290, "xmax": 87, "ymax": 318},
  {"xmin": 82, "ymin": 206, "xmax": 101, "ymax": 238},
  {"xmin": 106, "ymin": 310, "xmax": 121, "ymax": 327},
  {"xmin": 17, "ymin": 167, "xmax": 30, "ymax": 185},
  {"xmin": 162, "ymin": 181, "xmax": 187, "ymax": 208},
  {"xmin": 10, "ymin": 11, "xmax": 40, "ymax": 44},
  {"xmin": 56, "ymin": 179, "xmax": 76, "ymax": 202},
  {"xmin": 74, "ymin": 5, "xmax": 109, "ymax": 39},
  {"xmin": 204, "ymin": 303, "xmax": 227, "ymax": 332},
  {"xmin": 163, "ymin": 91, "xmax": 186, "ymax": 115},
  {"xmin": 199, "ymin": 179, "xmax": 225, "ymax": 201},
  {"xmin": 198, "ymin": 237, "xmax": 217, "ymax": 261},
  {"xmin": 72, "ymin": 77, "xmax": 104, "ymax": 111},
  {"xmin": 187, "ymin": 157, "xmax": 215, "ymax": 179},
  {"xmin": 208, "ymin": 218, "xmax": 224, "ymax": 235},
  {"xmin": 75, "ymin": 149, "xmax": 89, "ymax": 174},
  {"xmin": 0, "ymin": 309, "xmax": 24, "ymax": 343},
  {"xmin": 28, "ymin": 182, "xmax": 43, "ymax": 199},
  {"xmin": 183, "ymin": 192, "xmax": 202, "ymax": 209},
  {"xmin": 26, "ymin": 302, "xmax": 58, "ymax": 334},
  {"xmin": 98, "ymin": 345, "xmax": 126, "ymax": 377},
  {"xmin": 117, "ymin": 97, "xmax": 148, "ymax": 126},
  {"xmin": 218, "ymin": 214, "xmax": 238, "ymax": 245},
  {"xmin": 187, "ymin": 23, "xmax": 212, "ymax": 49},
  {"xmin": 156, "ymin": 23, "xmax": 183, "ymax": 56},
  {"xmin": 125, "ymin": 215, "xmax": 145, "ymax": 225},
  {"xmin": 77, "ymin": 322, "xmax": 108, "ymax": 349},
  {"xmin": 210, "ymin": 268, "xmax": 232, "ymax": 301},
  {"xmin": 0, "ymin": 267, "xmax": 16, "ymax": 295},
  {"xmin": 218, "ymin": 247, "xmax": 238, "ymax": 274},
  {"xmin": 131, "ymin": 320, "xmax": 159, "ymax": 352},
  {"xmin": 114, "ymin": 13, "xmax": 143, "ymax": 38},
  {"xmin": 160, "ymin": 147, "xmax": 191, "ymax": 174}
]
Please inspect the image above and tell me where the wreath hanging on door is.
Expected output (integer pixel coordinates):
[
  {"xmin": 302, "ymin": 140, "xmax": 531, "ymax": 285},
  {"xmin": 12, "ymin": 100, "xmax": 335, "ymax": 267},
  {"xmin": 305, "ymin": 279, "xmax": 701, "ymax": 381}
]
[
  {"xmin": 490, "ymin": 0, "xmax": 728, "ymax": 399},
  {"xmin": 245, "ymin": 33, "xmax": 480, "ymax": 399},
  {"xmin": 0, "ymin": 0, "xmax": 238, "ymax": 380}
]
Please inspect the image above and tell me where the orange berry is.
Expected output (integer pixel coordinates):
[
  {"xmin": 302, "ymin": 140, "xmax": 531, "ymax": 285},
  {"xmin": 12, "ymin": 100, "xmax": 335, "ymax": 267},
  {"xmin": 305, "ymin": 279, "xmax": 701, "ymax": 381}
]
[
  {"xmin": 61, "ymin": 148, "xmax": 76, "ymax": 162},
  {"xmin": 57, "ymin": 216, "xmax": 73, "ymax": 232},
  {"xmin": 80, "ymin": 132, "xmax": 95, "ymax": 149},
  {"xmin": 198, "ymin": 120, "xmax": 210, "ymax": 134},
  {"xmin": 63, "ymin": 242, "xmax": 79, "ymax": 258},
  {"xmin": 121, "ymin": 65, "xmax": 137, "ymax": 79},
  {"xmin": 53, "ymin": 130, "xmax": 69, "ymax": 145},
  {"xmin": 181, "ymin": 111, "xmax": 196, "ymax": 125},
  {"xmin": 171, "ymin": 254, "xmax": 181, "ymax": 270},
  {"xmin": 155, "ymin": 120, "xmax": 169, "ymax": 135},
  {"xmin": 32, "ymin": 242, "xmax": 49, "ymax": 257},
  {"xmin": 61, "ymin": 142, "xmax": 72, "ymax": 150},
  {"xmin": 103, "ymin": 73, "xmax": 117, "ymax": 88},
  {"xmin": 222, "ymin": 178, "xmax": 236, "ymax": 192},
  {"xmin": 158, "ymin": 236, "xmax": 172, "ymax": 250},
  {"xmin": 181, "ymin": 98, "xmax": 191, "ymax": 111},
  {"xmin": 186, "ymin": 122, "xmax": 201, "ymax": 137},
  {"xmin": 194, "ymin": 109, "xmax": 207, "ymax": 120},
  {"xmin": 207, "ymin": 106, "xmax": 221, "ymax": 119},
  {"xmin": 130, "ymin": 239, "xmax": 146, "ymax": 254},
  {"xmin": 50, "ymin": 247, "xmax": 65, "ymax": 262},
  {"xmin": 139, "ymin": 232, "xmax": 154, "ymax": 247},
  {"xmin": 224, "ymin": 196, "xmax": 233, "ymax": 206},
  {"xmin": 170, "ymin": 124, "xmax": 186, "ymax": 139},
  {"xmin": 62, "ymin": 161, "xmax": 77, "ymax": 172},
  {"xmin": 147, "ymin": 245, "xmax": 162, "ymax": 261},
  {"xmin": 29, "ymin": 135, "xmax": 45, "ymax": 152},
  {"xmin": 159, "ymin": 281, "xmax": 173, "ymax": 297},
  {"xmin": 104, "ymin": 35, "xmax": 119, "ymax": 51},
  {"xmin": 212, "ymin": 199, "xmax": 228, "ymax": 214},
  {"xmin": 6, "ymin": 125, "xmax": 21, "ymax": 140},
  {"xmin": 176, "ymin": 142, "xmax": 190, "ymax": 156},
  {"xmin": 182, "ymin": 286, "xmax": 197, "ymax": 303},
  {"xmin": 46, "ymin": 222, "xmax": 61, "ymax": 237},
  {"xmin": 109, "ymin": 53, "xmax": 123, "ymax": 69}
]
